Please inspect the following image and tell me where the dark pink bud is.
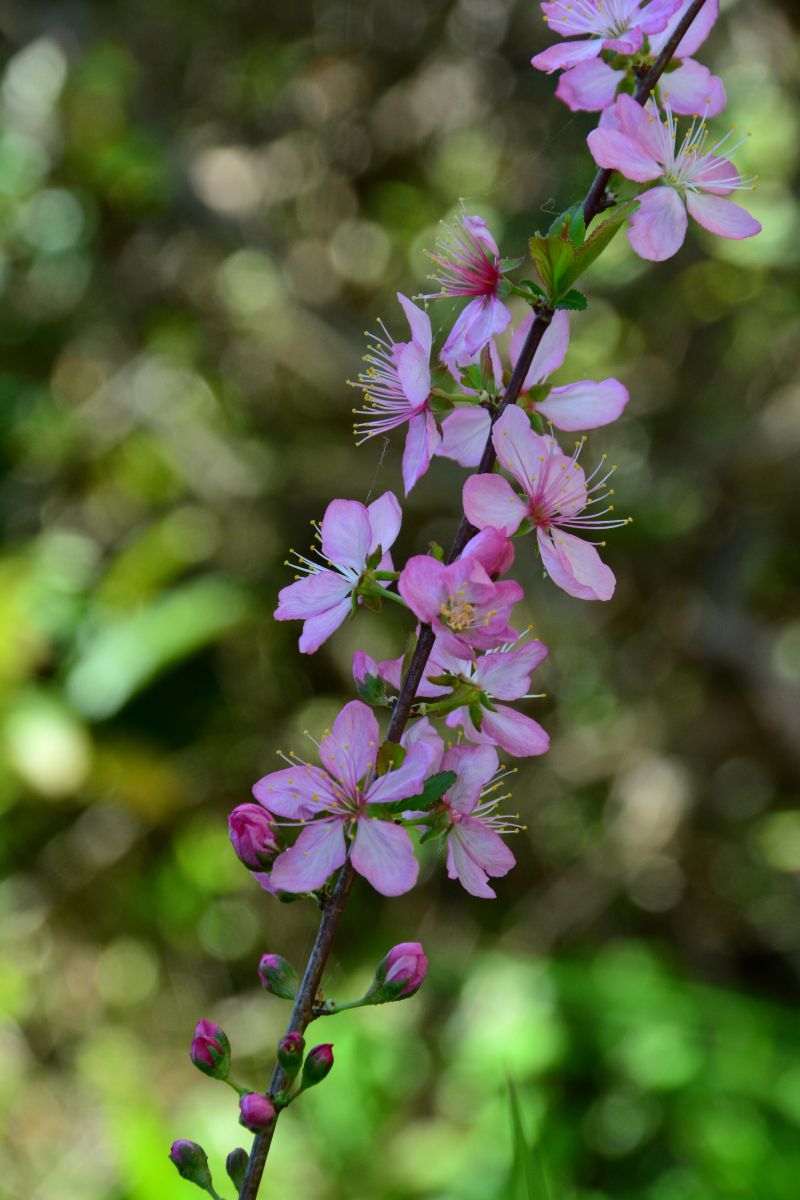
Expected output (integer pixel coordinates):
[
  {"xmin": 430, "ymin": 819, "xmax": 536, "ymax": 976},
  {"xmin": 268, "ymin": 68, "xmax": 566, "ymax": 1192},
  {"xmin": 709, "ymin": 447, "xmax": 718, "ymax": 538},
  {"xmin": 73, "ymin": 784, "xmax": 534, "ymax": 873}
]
[
  {"xmin": 229, "ymin": 803, "xmax": 280, "ymax": 870},
  {"xmin": 169, "ymin": 1140, "xmax": 213, "ymax": 1188},
  {"xmin": 300, "ymin": 1043, "xmax": 334, "ymax": 1089},
  {"xmin": 258, "ymin": 953, "xmax": 299, "ymax": 1000},
  {"xmin": 239, "ymin": 1092, "xmax": 276, "ymax": 1132},
  {"xmin": 277, "ymin": 1031, "xmax": 305, "ymax": 1078},
  {"xmin": 190, "ymin": 1019, "xmax": 231, "ymax": 1079},
  {"xmin": 365, "ymin": 942, "xmax": 428, "ymax": 1004}
]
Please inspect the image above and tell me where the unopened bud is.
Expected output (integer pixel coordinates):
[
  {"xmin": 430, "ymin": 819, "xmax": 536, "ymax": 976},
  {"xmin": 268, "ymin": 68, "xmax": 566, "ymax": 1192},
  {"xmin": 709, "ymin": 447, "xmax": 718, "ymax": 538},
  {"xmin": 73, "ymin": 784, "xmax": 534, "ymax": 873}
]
[
  {"xmin": 190, "ymin": 1019, "xmax": 231, "ymax": 1080},
  {"xmin": 226, "ymin": 1147, "xmax": 249, "ymax": 1191},
  {"xmin": 277, "ymin": 1031, "xmax": 305, "ymax": 1079},
  {"xmin": 300, "ymin": 1043, "xmax": 334, "ymax": 1090},
  {"xmin": 364, "ymin": 942, "xmax": 428, "ymax": 1004},
  {"xmin": 239, "ymin": 1092, "xmax": 276, "ymax": 1132},
  {"xmin": 258, "ymin": 953, "xmax": 299, "ymax": 1000},
  {"xmin": 229, "ymin": 803, "xmax": 280, "ymax": 870},
  {"xmin": 169, "ymin": 1140, "xmax": 213, "ymax": 1189}
]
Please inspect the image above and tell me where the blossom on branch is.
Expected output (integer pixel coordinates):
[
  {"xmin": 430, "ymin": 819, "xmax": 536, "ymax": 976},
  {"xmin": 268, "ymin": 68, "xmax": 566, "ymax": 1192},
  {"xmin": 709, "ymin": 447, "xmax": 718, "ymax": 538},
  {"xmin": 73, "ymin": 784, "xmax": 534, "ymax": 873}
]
[
  {"xmin": 398, "ymin": 554, "xmax": 523, "ymax": 657},
  {"xmin": 532, "ymin": 0, "xmax": 682, "ymax": 75}
]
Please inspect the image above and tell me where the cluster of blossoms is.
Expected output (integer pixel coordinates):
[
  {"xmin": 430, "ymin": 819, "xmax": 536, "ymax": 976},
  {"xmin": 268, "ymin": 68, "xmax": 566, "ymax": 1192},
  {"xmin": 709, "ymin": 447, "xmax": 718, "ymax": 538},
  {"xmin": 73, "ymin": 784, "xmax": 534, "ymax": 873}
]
[{"xmin": 172, "ymin": 5, "xmax": 761, "ymax": 1196}]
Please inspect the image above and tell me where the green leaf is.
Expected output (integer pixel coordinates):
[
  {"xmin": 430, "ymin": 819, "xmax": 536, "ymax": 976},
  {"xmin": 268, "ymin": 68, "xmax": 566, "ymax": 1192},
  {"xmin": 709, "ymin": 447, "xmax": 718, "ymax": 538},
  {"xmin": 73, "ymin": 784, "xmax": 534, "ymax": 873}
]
[
  {"xmin": 517, "ymin": 279, "xmax": 546, "ymax": 299},
  {"xmin": 376, "ymin": 741, "xmax": 406, "ymax": 776},
  {"xmin": 507, "ymin": 1079, "xmax": 553, "ymax": 1200},
  {"xmin": 528, "ymin": 233, "xmax": 577, "ymax": 303},
  {"xmin": 499, "ymin": 255, "xmax": 524, "ymax": 274},
  {"xmin": 383, "ymin": 770, "xmax": 457, "ymax": 814},
  {"xmin": 556, "ymin": 288, "xmax": 588, "ymax": 311},
  {"xmin": 555, "ymin": 199, "xmax": 639, "ymax": 294},
  {"xmin": 546, "ymin": 202, "xmax": 585, "ymax": 247},
  {"xmin": 354, "ymin": 672, "xmax": 390, "ymax": 708}
]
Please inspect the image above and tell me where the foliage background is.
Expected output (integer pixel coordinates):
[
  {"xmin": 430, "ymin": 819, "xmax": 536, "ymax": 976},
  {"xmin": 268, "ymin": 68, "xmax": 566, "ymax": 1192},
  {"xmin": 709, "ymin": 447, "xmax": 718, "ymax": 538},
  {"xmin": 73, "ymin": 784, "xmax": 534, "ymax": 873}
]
[{"xmin": 1, "ymin": 1, "xmax": 799, "ymax": 1197}]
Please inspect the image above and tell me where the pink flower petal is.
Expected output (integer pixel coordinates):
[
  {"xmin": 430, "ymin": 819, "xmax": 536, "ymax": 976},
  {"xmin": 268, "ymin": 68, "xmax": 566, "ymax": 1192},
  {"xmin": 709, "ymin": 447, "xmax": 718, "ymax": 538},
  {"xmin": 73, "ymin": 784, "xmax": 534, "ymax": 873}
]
[
  {"xmin": 270, "ymin": 820, "xmax": 347, "ymax": 893},
  {"xmin": 537, "ymin": 527, "xmax": 616, "ymax": 601},
  {"xmin": 535, "ymin": 378, "xmax": 629, "ymax": 431},
  {"xmin": 274, "ymin": 570, "xmax": 352, "ymax": 621},
  {"xmin": 397, "ymin": 292, "xmax": 432, "ymax": 358},
  {"xmin": 479, "ymin": 705, "xmax": 550, "ymax": 757},
  {"xmin": 398, "ymin": 555, "xmax": 446, "ymax": 624},
  {"xmin": 532, "ymin": 38, "xmax": 604, "ymax": 73},
  {"xmin": 658, "ymin": 58, "xmax": 726, "ymax": 117},
  {"xmin": 602, "ymin": 29, "xmax": 643, "ymax": 54},
  {"xmin": 474, "ymin": 641, "xmax": 549, "ymax": 700},
  {"xmin": 637, "ymin": 0, "xmax": 684, "ymax": 36},
  {"xmin": 510, "ymin": 309, "xmax": 570, "ymax": 389},
  {"xmin": 587, "ymin": 126, "xmax": 664, "ymax": 183},
  {"xmin": 319, "ymin": 700, "xmax": 378, "ymax": 791},
  {"xmin": 396, "ymin": 341, "xmax": 431, "ymax": 408},
  {"xmin": 691, "ymin": 154, "xmax": 739, "ymax": 196},
  {"xmin": 685, "ymin": 192, "xmax": 761, "ymax": 241},
  {"xmin": 402, "ymin": 409, "xmax": 440, "ymax": 496},
  {"xmin": 463, "ymin": 213, "xmax": 499, "ymax": 258},
  {"xmin": 460, "ymin": 527, "xmax": 515, "ymax": 577},
  {"xmin": 297, "ymin": 598, "xmax": 352, "ymax": 654},
  {"xmin": 491, "ymin": 404, "xmax": 551, "ymax": 494},
  {"xmin": 321, "ymin": 500, "xmax": 372, "ymax": 572},
  {"xmin": 252, "ymin": 764, "xmax": 338, "ymax": 819},
  {"xmin": 614, "ymin": 93, "xmax": 669, "ymax": 162},
  {"xmin": 367, "ymin": 491, "xmax": 402, "ymax": 556},
  {"xmin": 556, "ymin": 58, "xmax": 625, "ymax": 112},
  {"xmin": 401, "ymin": 716, "xmax": 445, "ymax": 772},
  {"xmin": 441, "ymin": 744, "xmax": 498, "ymax": 814},
  {"xmin": 366, "ymin": 740, "xmax": 432, "ymax": 805},
  {"xmin": 437, "ymin": 406, "xmax": 491, "ymax": 469},
  {"xmin": 448, "ymin": 817, "xmax": 515, "ymax": 898},
  {"xmin": 351, "ymin": 818, "xmax": 419, "ymax": 896},
  {"xmin": 462, "ymin": 473, "xmax": 529, "ymax": 536},
  {"xmin": 628, "ymin": 185, "xmax": 688, "ymax": 261},
  {"xmin": 352, "ymin": 650, "xmax": 378, "ymax": 686},
  {"xmin": 649, "ymin": 0, "xmax": 717, "ymax": 58}
]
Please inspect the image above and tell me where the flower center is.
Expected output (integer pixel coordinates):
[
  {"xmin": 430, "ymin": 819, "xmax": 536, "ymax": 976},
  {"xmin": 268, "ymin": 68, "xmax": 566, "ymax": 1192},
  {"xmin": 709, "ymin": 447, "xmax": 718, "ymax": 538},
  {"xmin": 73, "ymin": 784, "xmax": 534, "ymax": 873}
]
[{"xmin": 440, "ymin": 597, "xmax": 478, "ymax": 632}]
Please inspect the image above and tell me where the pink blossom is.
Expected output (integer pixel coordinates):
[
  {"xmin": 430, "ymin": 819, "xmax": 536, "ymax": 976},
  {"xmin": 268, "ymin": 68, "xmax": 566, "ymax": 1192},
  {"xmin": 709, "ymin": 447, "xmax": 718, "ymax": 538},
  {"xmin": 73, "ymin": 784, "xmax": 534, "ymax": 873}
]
[
  {"xmin": 532, "ymin": 0, "xmax": 682, "ymax": 75},
  {"xmin": 351, "ymin": 293, "xmax": 439, "ymax": 495},
  {"xmin": 439, "ymin": 744, "xmax": 520, "ymax": 898},
  {"xmin": 274, "ymin": 491, "xmax": 401, "ymax": 654},
  {"xmin": 463, "ymin": 405, "xmax": 628, "ymax": 601},
  {"xmin": 428, "ymin": 214, "xmax": 513, "ymax": 374},
  {"xmin": 252, "ymin": 701, "xmax": 435, "ymax": 897},
  {"xmin": 365, "ymin": 942, "xmax": 429, "ymax": 1001},
  {"xmin": 587, "ymin": 94, "xmax": 761, "ymax": 261},
  {"xmin": 228, "ymin": 803, "xmax": 280, "ymax": 870},
  {"xmin": 398, "ymin": 554, "xmax": 522, "ymax": 657},
  {"xmin": 437, "ymin": 311, "xmax": 627, "ymax": 469}
]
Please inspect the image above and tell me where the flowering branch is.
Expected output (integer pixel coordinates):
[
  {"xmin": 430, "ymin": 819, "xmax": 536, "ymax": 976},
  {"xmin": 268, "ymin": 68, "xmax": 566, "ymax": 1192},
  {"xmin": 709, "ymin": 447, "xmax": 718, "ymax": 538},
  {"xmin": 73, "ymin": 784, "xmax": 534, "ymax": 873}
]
[{"xmin": 166, "ymin": 3, "xmax": 761, "ymax": 1198}]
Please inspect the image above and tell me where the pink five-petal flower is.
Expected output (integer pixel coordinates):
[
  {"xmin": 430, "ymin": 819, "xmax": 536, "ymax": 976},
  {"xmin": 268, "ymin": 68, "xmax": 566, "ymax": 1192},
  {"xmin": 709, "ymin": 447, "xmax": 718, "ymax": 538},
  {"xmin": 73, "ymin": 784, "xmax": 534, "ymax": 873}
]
[
  {"xmin": 532, "ymin": 0, "xmax": 681, "ymax": 76},
  {"xmin": 443, "ymin": 637, "xmax": 551, "ymax": 759},
  {"xmin": 440, "ymin": 744, "xmax": 517, "ymax": 898},
  {"xmin": 428, "ymin": 214, "xmax": 512, "ymax": 373},
  {"xmin": 463, "ymin": 405, "xmax": 627, "ymax": 601},
  {"xmin": 398, "ymin": 554, "xmax": 522, "ymax": 657},
  {"xmin": 255, "ymin": 700, "xmax": 434, "ymax": 897},
  {"xmin": 274, "ymin": 492, "xmax": 402, "ymax": 653},
  {"xmin": 588, "ymin": 94, "xmax": 760, "ymax": 261},
  {"xmin": 352, "ymin": 293, "xmax": 439, "ymax": 494}
]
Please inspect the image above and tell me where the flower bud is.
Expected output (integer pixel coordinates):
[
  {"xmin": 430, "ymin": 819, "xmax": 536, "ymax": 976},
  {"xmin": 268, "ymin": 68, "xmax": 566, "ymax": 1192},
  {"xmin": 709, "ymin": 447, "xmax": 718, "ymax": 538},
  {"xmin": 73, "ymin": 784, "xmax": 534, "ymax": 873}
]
[
  {"xmin": 239, "ymin": 1092, "xmax": 276, "ymax": 1132},
  {"xmin": 277, "ymin": 1031, "xmax": 305, "ymax": 1078},
  {"xmin": 300, "ymin": 1043, "xmax": 334, "ymax": 1090},
  {"xmin": 258, "ymin": 953, "xmax": 299, "ymax": 1000},
  {"xmin": 190, "ymin": 1019, "xmax": 231, "ymax": 1080},
  {"xmin": 169, "ymin": 1140, "xmax": 213, "ymax": 1189},
  {"xmin": 363, "ymin": 942, "xmax": 428, "ymax": 1004},
  {"xmin": 229, "ymin": 803, "xmax": 280, "ymax": 870},
  {"xmin": 226, "ymin": 1147, "xmax": 249, "ymax": 1191}
]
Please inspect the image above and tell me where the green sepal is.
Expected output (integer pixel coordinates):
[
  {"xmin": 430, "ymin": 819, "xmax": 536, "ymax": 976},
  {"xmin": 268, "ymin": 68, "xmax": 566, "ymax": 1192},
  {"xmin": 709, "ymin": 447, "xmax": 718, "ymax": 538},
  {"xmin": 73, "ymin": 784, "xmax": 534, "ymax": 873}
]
[
  {"xmin": 382, "ymin": 770, "xmax": 457, "ymax": 815},
  {"xmin": 361, "ymin": 593, "xmax": 382, "ymax": 614},
  {"xmin": 499, "ymin": 255, "xmax": 524, "ymax": 274},
  {"xmin": 429, "ymin": 394, "xmax": 455, "ymax": 418},
  {"xmin": 364, "ymin": 545, "xmax": 383, "ymax": 570},
  {"xmin": 428, "ymin": 541, "xmax": 445, "ymax": 561},
  {"xmin": 468, "ymin": 701, "xmax": 484, "ymax": 732},
  {"xmin": 354, "ymin": 671, "xmax": 391, "ymax": 708},
  {"xmin": 377, "ymin": 741, "xmax": 406, "ymax": 776},
  {"xmin": 556, "ymin": 288, "xmax": 588, "ymax": 311}
]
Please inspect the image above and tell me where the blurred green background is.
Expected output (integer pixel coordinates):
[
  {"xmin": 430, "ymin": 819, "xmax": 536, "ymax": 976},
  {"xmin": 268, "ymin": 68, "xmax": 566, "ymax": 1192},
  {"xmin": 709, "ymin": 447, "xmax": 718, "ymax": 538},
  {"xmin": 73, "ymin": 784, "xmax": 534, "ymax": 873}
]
[{"xmin": 1, "ymin": 1, "xmax": 799, "ymax": 1197}]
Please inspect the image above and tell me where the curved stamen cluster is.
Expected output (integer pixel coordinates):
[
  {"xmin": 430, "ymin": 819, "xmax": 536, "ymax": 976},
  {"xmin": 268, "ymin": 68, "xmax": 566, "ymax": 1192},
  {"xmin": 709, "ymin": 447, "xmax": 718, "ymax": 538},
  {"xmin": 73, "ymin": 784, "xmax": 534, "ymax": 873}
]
[{"xmin": 427, "ymin": 214, "xmax": 502, "ymax": 299}]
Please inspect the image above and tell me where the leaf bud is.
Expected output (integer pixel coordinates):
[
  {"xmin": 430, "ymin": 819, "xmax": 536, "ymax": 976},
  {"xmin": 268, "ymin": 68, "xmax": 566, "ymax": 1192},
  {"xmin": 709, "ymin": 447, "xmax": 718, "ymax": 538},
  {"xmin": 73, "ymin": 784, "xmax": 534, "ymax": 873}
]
[
  {"xmin": 190, "ymin": 1020, "xmax": 231, "ymax": 1080},
  {"xmin": 239, "ymin": 1092, "xmax": 276, "ymax": 1132},
  {"xmin": 277, "ymin": 1031, "xmax": 305, "ymax": 1079},
  {"xmin": 258, "ymin": 953, "xmax": 299, "ymax": 1000},
  {"xmin": 228, "ymin": 803, "xmax": 280, "ymax": 870},
  {"xmin": 168, "ymin": 1140, "xmax": 213, "ymax": 1189}
]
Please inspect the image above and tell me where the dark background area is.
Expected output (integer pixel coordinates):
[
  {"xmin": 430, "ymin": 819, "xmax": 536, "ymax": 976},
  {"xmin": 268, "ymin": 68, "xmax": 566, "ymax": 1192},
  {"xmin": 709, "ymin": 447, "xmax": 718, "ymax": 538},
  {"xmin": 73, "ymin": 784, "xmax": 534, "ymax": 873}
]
[{"xmin": 1, "ymin": 1, "xmax": 799, "ymax": 1197}]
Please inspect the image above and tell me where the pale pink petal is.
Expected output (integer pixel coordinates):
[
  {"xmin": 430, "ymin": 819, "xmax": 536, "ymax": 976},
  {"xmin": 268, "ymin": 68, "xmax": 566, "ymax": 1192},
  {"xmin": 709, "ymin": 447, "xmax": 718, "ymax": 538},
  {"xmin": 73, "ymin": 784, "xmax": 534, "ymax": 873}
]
[
  {"xmin": 587, "ymin": 127, "xmax": 663, "ymax": 183},
  {"xmin": 352, "ymin": 650, "xmax": 379, "ymax": 686},
  {"xmin": 649, "ymin": 0, "xmax": 717, "ymax": 58},
  {"xmin": 398, "ymin": 555, "xmax": 446, "ymax": 624},
  {"xmin": 615, "ymin": 93, "xmax": 670, "ymax": 162},
  {"xmin": 602, "ymin": 29, "xmax": 643, "ymax": 54},
  {"xmin": 400, "ymin": 716, "xmax": 445, "ymax": 772},
  {"xmin": 297, "ymin": 598, "xmax": 352, "ymax": 654},
  {"xmin": 252, "ymin": 764, "xmax": 338, "ymax": 819},
  {"xmin": 628, "ymin": 186, "xmax": 688, "ymax": 261},
  {"xmin": 480, "ymin": 705, "xmax": 550, "ymax": 757},
  {"xmin": 319, "ymin": 700, "xmax": 379, "ymax": 791},
  {"xmin": 510, "ymin": 309, "xmax": 570, "ymax": 389},
  {"xmin": 440, "ymin": 297, "xmax": 485, "ymax": 370},
  {"xmin": 402, "ymin": 409, "xmax": 440, "ymax": 496},
  {"xmin": 462, "ymin": 473, "xmax": 528, "ymax": 536},
  {"xmin": 557, "ymin": 59, "xmax": 625, "ymax": 112},
  {"xmin": 537, "ymin": 527, "xmax": 616, "ymax": 601},
  {"xmin": 686, "ymin": 192, "xmax": 761, "ymax": 241},
  {"xmin": 351, "ymin": 818, "xmax": 419, "ymax": 896},
  {"xmin": 637, "ymin": 0, "xmax": 683, "ymax": 36},
  {"xmin": 367, "ymin": 491, "xmax": 402, "ymax": 556},
  {"xmin": 535, "ymin": 378, "xmax": 629, "ymax": 431},
  {"xmin": 463, "ymin": 213, "xmax": 499, "ymax": 258},
  {"xmin": 448, "ymin": 817, "xmax": 515, "ymax": 898},
  {"xmin": 365, "ymin": 740, "xmax": 432, "ymax": 805},
  {"xmin": 658, "ymin": 59, "xmax": 726, "ymax": 117},
  {"xmin": 274, "ymin": 571, "xmax": 352, "ymax": 620},
  {"xmin": 491, "ymin": 404, "xmax": 551, "ymax": 494},
  {"xmin": 396, "ymin": 341, "xmax": 431, "ymax": 408},
  {"xmin": 691, "ymin": 154, "xmax": 739, "ymax": 196},
  {"xmin": 270, "ymin": 820, "xmax": 347, "ymax": 893},
  {"xmin": 397, "ymin": 292, "xmax": 432, "ymax": 357},
  {"xmin": 532, "ymin": 38, "xmax": 604, "ymax": 73},
  {"xmin": 441, "ymin": 744, "xmax": 499, "ymax": 814},
  {"xmin": 474, "ymin": 641, "xmax": 549, "ymax": 700},
  {"xmin": 460, "ymin": 527, "xmax": 515, "ymax": 577},
  {"xmin": 446, "ymin": 836, "xmax": 495, "ymax": 898},
  {"xmin": 321, "ymin": 500, "xmax": 371, "ymax": 572},
  {"xmin": 437, "ymin": 406, "xmax": 491, "ymax": 469}
]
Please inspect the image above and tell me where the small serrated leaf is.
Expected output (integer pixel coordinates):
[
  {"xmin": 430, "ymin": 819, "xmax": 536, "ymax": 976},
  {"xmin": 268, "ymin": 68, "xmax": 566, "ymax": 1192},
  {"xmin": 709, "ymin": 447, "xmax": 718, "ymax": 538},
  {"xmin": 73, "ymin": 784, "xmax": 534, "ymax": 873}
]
[
  {"xmin": 383, "ymin": 770, "xmax": 457, "ymax": 814},
  {"xmin": 556, "ymin": 288, "xmax": 588, "ymax": 311},
  {"xmin": 355, "ymin": 672, "xmax": 389, "ymax": 707}
]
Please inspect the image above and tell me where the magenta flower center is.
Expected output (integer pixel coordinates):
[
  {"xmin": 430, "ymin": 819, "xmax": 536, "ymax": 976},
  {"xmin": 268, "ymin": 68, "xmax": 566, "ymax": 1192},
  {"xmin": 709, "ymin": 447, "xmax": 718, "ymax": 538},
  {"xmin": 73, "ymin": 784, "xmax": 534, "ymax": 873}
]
[{"xmin": 429, "ymin": 223, "xmax": 501, "ymax": 299}]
